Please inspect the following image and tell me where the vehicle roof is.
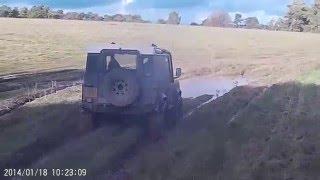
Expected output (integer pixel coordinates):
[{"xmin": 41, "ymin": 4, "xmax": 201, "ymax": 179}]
[{"xmin": 87, "ymin": 44, "xmax": 166, "ymax": 55}]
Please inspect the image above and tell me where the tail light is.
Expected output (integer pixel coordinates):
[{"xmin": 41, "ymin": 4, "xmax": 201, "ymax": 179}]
[{"xmin": 83, "ymin": 86, "xmax": 98, "ymax": 98}]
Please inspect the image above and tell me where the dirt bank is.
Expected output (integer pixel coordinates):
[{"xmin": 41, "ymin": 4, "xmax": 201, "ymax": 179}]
[{"xmin": 125, "ymin": 82, "xmax": 320, "ymax": 180}]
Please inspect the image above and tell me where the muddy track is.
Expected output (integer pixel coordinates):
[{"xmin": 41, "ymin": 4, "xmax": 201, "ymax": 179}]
[
  {"xmin": 0, "ymin": 70, "xmax": 260, "ymax": 179},
  {"xmin": 0, "ymin": 69, "xmax": 214, "ymax": 175},
  {"xmin": 0, "ymin": 69, "xmax": 83, "ymax": 116},
  {"xmin": 99, "ymin": 95, "xmax": 216, "ymax": 178},
  {"xmin": 0, "ymin": 93, "xmax": 214, "ymax": 177},
  {"xmin": 99, "ymin": 88, "xmax": 267, "ymax": 178},
  {"xmin": 0, "ymin": 82, "xmax": 82, "ymax": 116},
  {"xmin": 0, "ymin": 86, "xmax": 267, "ymax": 179},
  {"xmin": 0, "ymin": 69, "xmax": 83, "ymax": 92}
]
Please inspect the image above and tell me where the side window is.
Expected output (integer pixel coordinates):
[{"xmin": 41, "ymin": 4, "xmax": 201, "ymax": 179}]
[
  {"xmin": 153, "ymin": 55, "xmax": 170, "ymax": 83},
  {"xmin": 86, "ymin": 53, "xmax": 100, "ymax": 72},
  {"xmin": 105, "ymin": 56, "xmax": 111, "ymax": 70},
  {"xmin": 142, "ymin": 57, "xmax": 153, "ymax": 77}
]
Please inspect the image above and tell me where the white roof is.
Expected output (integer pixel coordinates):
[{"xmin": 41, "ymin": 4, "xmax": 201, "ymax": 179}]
[{"xmin": 87, "ymin": 44, "xmax": 156, "ymax": 55}]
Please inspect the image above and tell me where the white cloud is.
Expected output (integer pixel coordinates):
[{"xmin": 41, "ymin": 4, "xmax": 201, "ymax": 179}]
[
  {"xmin": 120, "ymin": 0, "xmax": 134, "ymax": 13},
  {"xmin": 122, "ymin": 0, "xmax": 134, "ymax": 6}
]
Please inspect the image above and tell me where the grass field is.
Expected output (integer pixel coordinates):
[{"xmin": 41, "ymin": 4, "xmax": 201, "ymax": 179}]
[
  {"xmin": 1, "ymin": 18, "xmax": 320, "ymax": 84},
  {"xmin": 2, "ymin": 17, "xmax": 320, "ymax": 179}
]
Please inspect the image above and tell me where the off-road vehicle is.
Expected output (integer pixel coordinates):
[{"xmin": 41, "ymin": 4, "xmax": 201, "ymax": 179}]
[{"xmin": 82, "ymin": 44, "xmax": 183, "ymax": 133}]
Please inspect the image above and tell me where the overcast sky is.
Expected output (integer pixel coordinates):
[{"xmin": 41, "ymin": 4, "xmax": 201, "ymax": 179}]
[{"xmin": 0, "ymin": 0, "xmax": 316, "ymax": 24}]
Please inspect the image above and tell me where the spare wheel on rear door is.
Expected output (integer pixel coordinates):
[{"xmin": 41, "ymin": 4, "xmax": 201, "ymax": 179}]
[{"xmin": 103, "ymin": 68, "xmax": 139, "ymax": 107}]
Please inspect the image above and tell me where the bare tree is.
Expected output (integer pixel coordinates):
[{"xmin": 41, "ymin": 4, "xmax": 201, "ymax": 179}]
[{"xmin": 167, "ymin": 11, "xmax": 181, "ymax": 25}]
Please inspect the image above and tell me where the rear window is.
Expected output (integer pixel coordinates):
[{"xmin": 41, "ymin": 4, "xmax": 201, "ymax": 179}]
[
  {"xmin": 142, "ymin": 56, "xmax": 153, "ymax": 77},
  {"xmin": 105, "ymin": 53, "xmax": 137, "ymax": 70}
]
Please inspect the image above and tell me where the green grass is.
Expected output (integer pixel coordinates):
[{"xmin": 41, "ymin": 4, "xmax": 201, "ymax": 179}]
[
  {"xmin": 122, "ymin": 83, "xmax": 320, "ymax": 180},
  {"xmin": 125, "ymin": 86, "xmax": 264, "ymax": 180},
  {"xmin": 298, "ymin": 69, "xmax": 320, "ymax": 84}
]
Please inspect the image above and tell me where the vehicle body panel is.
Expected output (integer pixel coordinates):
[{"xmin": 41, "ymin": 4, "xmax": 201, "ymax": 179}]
[{"xmin": 82, "ymin": 45, "xmax": 181, "ymax": 116}]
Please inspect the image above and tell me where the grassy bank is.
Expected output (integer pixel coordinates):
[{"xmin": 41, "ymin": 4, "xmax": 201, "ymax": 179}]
[{"xmin": 123, "ymin": 83, "xmax": 320, "ymax": 180}]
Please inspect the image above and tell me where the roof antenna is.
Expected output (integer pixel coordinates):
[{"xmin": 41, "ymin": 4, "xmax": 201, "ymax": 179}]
[{"xmin": 111, "ymin": 42, "xmax": 116, "ymax": 44}]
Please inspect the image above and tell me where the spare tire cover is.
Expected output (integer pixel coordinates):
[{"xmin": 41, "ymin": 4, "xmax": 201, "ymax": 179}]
[{"xmin": 104, "ymin": 68, "xmax": 139, "ymax": 107}]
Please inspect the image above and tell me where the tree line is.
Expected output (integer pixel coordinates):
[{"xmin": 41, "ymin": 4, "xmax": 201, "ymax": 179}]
[
  {"xmin": 1, "ymin": 0, "xmax": 320, "ymax": 33},
  {"xmin": 0, "ymin": 5, "xmax": 261, "ymax": 29},
  {"xmin": 189, "ymin": 0, "xmax": 320, "ymax": 33},
  {"xmin": 0, "ymin": 5, "xmax": 149, "ymax": 22},
  {"xmin": 269, "ymin": 0, "xmax": 320, "ymax": 33}
]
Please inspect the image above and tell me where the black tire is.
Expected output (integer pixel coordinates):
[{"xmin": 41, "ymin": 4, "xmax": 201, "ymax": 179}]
[
  {"xmin": 90, "ymin": 112, "xmax": 101, "ymax": 129},
  {"xmin": 147, "ymin": 112, "xmax": 166, "ymax": 141},
  {"xmin": 165, "ymin": 101, "xmax": 183, "ymax": 128}
]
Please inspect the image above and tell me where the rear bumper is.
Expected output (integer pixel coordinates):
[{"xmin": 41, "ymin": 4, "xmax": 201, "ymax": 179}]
[{"xmin": 81, "ymin": 102, "xmax": 155, "ymax": 115}]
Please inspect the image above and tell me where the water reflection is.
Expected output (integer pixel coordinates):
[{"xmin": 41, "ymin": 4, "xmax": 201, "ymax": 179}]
[{"xmin": 180, "ymin": 76, "xmax": 248, "ymax": 98}]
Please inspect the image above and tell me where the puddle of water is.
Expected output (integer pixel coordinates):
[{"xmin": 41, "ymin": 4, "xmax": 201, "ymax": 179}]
[{"xmin": 180, "ymin": 75, "xmax": 248, "ymax": 98}]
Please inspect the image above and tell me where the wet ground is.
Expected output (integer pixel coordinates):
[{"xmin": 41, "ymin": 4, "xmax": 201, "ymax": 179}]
[
  {"xmin": 0, "ymin": 85, "xmax": 214, "ymax": 178},
  {"xmin": 0, "ymin": 70, "xmax": 248, "ymax": 117},
  {"xmin": 1, "ymin": 70, "xmax": 320, "ymax": 179},
  {"xmin": 180, "ymin": 75, "xmax": 248, "ymax": 98},
  {"xmin": 0, "ymin": 70, "xmax": 83, "ymax": 116}
]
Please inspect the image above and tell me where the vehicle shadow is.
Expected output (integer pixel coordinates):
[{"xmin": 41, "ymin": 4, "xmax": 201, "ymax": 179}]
[
  {"xmin": 125, "ymin": 82, "xmax": 320, "ymax": 180},
  {"xmin": 0, "ymin": 102, "xmax": 93, "ymax": 170},
  {"xmin": 0, "ymin": 93, "xmax": 214, "ymax": 174}
]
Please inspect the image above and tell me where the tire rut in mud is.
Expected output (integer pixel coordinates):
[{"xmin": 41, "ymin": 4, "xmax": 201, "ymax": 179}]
[
  {"xmin": 0, "ymin": 69, "xmax": 83, "ymax": 116},
  {"xmin": 97, "ymin": 95, "xmax": 215, "ymax": 178},
  {"xmin": 114, "ymin": 86, "xmax": 267, "ymax": 179},
  {"xmin": 0, "ymin": 94, "xmax": 214, "ymax": 178}
]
